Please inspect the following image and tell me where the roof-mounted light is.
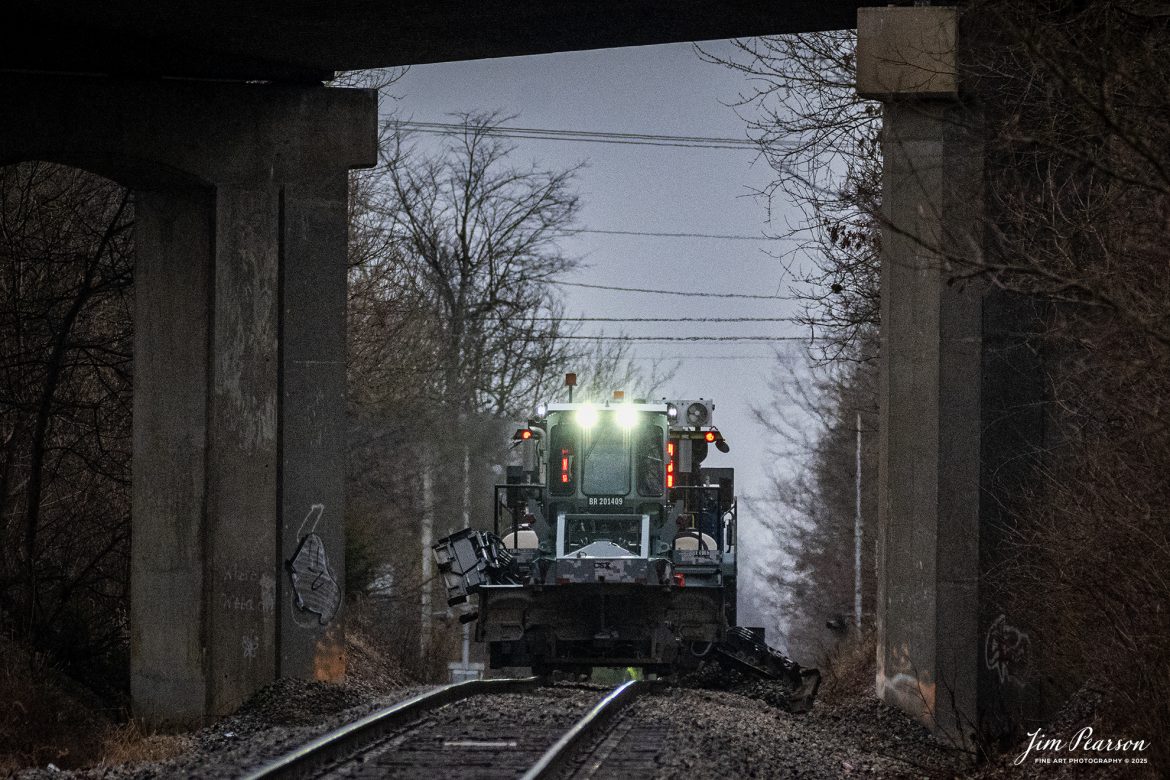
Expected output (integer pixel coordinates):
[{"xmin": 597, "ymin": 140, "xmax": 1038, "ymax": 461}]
[
  {"xmin": 576, "ymin": 403, "xmax": 599, "ymax": 429},
  {"xmin": 616, "ymin": 403, "xmax": 639, "ymax": 428}
]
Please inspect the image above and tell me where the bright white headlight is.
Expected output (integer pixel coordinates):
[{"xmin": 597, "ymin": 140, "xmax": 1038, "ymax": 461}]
[
  {"xmin": 576, "ymin": 403, "xmax": 599, "ymax": 428},
  {"xmin": 616, "ymin": 403, "xmax": 639, "ymax": 428}
]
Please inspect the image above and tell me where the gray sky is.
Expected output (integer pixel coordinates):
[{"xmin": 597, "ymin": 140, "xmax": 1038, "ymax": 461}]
[{"xmin": 389, "ymin": 40, "xmax": 814, "ymax": 637}]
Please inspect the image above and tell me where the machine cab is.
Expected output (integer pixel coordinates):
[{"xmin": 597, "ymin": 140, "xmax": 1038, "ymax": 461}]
[{"xmin": 494, "ymin": 398, "xmax": 736, "ymax": 583}]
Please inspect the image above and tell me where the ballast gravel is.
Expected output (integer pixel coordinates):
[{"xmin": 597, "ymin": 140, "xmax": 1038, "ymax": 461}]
[
  {"xmin": 12, "ymin": 673, "xmax": 1014, "ymax": 779},
  {"xmin": 619, "ymin": 683, "xmax": 967, "ymax": 779}
]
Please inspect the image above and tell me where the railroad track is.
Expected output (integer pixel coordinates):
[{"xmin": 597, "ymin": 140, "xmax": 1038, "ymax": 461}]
[{"xmin": 242, "ymin": 677, "xmax": 652, "ymax": 780}]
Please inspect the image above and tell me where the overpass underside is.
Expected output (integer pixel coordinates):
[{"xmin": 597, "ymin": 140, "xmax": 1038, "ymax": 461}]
[{"xmin": 1, "ymin": 1, "xmax": 1043, "ymax": 740}]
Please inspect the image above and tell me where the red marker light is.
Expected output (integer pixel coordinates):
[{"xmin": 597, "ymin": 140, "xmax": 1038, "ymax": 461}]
[
  {"xmin": 560, "ymin": 448, "xmax": 572, "ymax": 486},
  {"xmin": 704, "ymin": 431, "xmax": 716, "ymax": 443},
  {"xmin": 666, "ymin": 441, "xmax": 676, "ymax": 489},
  {"xmin": 521, "ymin": 429, "xmax": 533, "ymax": 440}
]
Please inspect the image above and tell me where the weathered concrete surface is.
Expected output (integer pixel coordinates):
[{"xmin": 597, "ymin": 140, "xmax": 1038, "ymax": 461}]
[
  {"xmin": 278, "ymin": 174, "xmax": 350, "ymax": 682},
  {"xmin": 2, "ymin": 76, "xmax": 375, "ymax": 725},
  {"xmin": 0, "ymin": 78, "xmax": 376, "ymax": 187},
  {"xmin": 859, "ymin": 5, "xmax": 983, "ymax": 746},
  {"xmin": 857, "ymin": 6, "xmax": 958, "ymax": 98},
  {"xmin": 132, "ymin": 187, "xmax": 216, "ymax": 725},
  {"xmin": 873, "ymin": 98, "xmax": 984, "ymax": 746}
]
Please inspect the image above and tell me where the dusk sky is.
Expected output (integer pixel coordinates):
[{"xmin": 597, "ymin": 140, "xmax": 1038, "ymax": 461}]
[{"xmin": 388, "ymin": 40, "xmax": 820, "ymax": 636}]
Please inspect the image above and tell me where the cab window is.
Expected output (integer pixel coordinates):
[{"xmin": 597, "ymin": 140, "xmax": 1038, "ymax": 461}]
[{"xmin": 582, "ymin": 424, "xmax": 630, "ymax": 495}]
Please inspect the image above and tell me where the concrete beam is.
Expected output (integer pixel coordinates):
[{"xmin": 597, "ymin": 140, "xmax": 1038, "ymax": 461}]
[
  {"xmin": 0, "ymin": 76, "xmax": 377, "ymax": 186},
  {"xmin": 857, "ymin": 6, "xmax": 957, "ymax": 99},
  {"xmin": 1, "ymin": 2, "xmax": 866, "ymax": 80}
]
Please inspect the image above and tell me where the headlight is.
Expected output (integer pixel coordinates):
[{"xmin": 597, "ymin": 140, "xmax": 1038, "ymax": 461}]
[
  {"xmin": 666, "ymin": 403, "xmax": 678, "ymax": 421},
  {"xmin": 616, "ymin": 403, "xmax": 639, "ymax": 428},
  {"xmin": 576, "ymin": 403, "xmax": 599, "ymax": 428}
]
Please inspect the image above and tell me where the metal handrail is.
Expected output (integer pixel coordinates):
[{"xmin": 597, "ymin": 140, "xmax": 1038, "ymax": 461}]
[{"xmin": 493, "ymin": 482, "xmax": 544, "ymax": 540}]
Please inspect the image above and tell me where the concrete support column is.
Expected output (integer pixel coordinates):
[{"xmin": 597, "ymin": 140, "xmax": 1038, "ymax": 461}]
[
  {"xmin": 858, "ymin": 6, "xmax": 983, "ymax": 745},
  {"xmin": 131, "ymin": 187, "xmax": 216, "ymax": 725},
  {"xmin": 132, "ymin": 176, "xmax": 351, "ymax": 723},
  {"xmin": 1, "ymin": 77, "xmax": 377, "ymax": 725},
  {"xmin": 278, "ymin": 174, "xmax": 350, "ymax": 681}
]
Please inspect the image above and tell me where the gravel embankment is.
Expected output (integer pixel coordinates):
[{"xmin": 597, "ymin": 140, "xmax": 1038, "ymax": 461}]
[{"xmin": 14, "ymin": 678, "xmax": 432, "ymax": 779}]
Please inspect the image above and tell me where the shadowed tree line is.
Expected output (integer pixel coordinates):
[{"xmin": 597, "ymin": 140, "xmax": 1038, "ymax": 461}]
[{"xmin": 0, "ymin": 163, "xmax": 134, "ymax": 692}]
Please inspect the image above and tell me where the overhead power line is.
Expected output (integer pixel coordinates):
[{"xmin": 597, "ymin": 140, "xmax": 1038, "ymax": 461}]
[
  {"xmin": 541, "ymin": 335, "xmax": 806, "ymax": 342},
  {"xmin": 567, "ymin": 228, "xmax": 778, "ymax": 241},
  {"xmin": 556, "ymin": 281, "xmax": 785, "ymax": 300},
  {"xmin": 505, "ymin": 316, "xmax": 790, "ymax": 323},
  {"xmin": 392, "ymin": 120, "xmax": 765, "ymax": 151},
  {"xmin": 625, "ymin": 354, "xmax": 801, "ymax": 361}
]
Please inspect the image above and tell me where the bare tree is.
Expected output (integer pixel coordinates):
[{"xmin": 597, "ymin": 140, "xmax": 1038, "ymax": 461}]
[
  {"xmin": 698, "ymin": 34, "xmax": 882, "ymax": 362},
  {"xmin": 0, "ymin": 162, "xmax": 134, "ymax": 684},
  {"xmin": 377, "ymin": 111, "xmax": 584, "ymax": 418},
  {"xmin": 343, "ymin": 111, "xmax": 668, "ymax": 675}
]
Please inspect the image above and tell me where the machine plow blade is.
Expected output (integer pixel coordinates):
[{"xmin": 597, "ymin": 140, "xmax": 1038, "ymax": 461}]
[{"xmin": 713, "ymin": 626, "xmax": 822, "ymax": 712}]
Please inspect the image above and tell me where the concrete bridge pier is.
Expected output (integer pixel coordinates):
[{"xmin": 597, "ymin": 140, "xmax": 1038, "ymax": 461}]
[
  {"xmin": 1, "ymin": 77, "xmax": 376, "ymax": 725},
  {"xmin": 857, "ymin": 6, "xmax": 984, "ymax": 746}
]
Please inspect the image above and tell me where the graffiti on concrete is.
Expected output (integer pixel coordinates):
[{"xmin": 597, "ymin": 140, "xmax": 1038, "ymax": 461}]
[
  {"xmin": 287, "ymin": 504, "xmax": 341, "ymax": 626},
  {"xmin": 260, "ymin": 572, "xmax": 276, "ymax": 614},
  {"xmin": 242, "ymin": 633, "xmax": 259, "ymax": 659},
  {"xmin": 985, "ymin": 613, "xmax": 1031, "ymax": 684}
]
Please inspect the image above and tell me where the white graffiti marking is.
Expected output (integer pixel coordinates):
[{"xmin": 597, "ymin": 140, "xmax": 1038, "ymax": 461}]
[
  {"xmin": 986, "ymin": 613, "xmax": 1031, "ymax": 684},
  {"xmin": 287, "ymin": 504, "xmax": 341, "ymax": 626}
]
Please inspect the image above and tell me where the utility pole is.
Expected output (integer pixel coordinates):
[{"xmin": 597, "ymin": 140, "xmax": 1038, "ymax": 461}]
[
  {"xmin": 854, "ymin": 410, "xmax": 863, "ymax": 628},
  {"xmin": 460, "ymin": 439, "xmax": 472, "ymax": 670},
  {"xmin": 420, "ymin": 454, "xmax": 434, "ymax": 659}
]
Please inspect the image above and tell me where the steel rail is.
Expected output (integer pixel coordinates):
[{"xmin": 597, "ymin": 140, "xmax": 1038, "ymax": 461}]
[
  {"xmin": 519, "ymin": 679, "xmax": 651, "ymax": 780},
  {"xmin": 241, "ymin": 676, "xmax": 541, "ymax": 780}
]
